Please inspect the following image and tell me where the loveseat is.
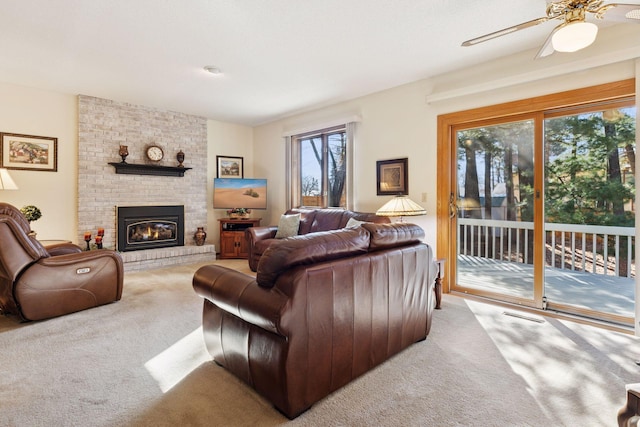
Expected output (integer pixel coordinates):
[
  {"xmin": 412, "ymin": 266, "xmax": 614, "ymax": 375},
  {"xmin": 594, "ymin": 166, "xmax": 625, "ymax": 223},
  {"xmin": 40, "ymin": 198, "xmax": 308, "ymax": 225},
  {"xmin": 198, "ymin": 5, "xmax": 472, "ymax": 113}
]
[
  {"xmin": 193, "ymin": 222, "xmax": 437, "ymax": 419},
  {"xmin": 246, "ymin": 208, "xmax": 390, "ymax": 271}
]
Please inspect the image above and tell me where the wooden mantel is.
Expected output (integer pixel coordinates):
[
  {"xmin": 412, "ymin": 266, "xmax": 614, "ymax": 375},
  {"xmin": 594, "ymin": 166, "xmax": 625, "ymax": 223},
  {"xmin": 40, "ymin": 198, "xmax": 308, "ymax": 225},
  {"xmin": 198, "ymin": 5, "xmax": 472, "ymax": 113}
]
[{"xmin": 108, "ymin": 162, "xmax": 192, "ymax": 177}]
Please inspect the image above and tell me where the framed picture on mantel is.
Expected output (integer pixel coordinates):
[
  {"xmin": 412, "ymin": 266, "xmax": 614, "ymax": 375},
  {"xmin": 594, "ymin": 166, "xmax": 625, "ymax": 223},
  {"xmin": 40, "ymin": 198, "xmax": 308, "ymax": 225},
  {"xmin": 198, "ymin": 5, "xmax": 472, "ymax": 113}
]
[
  {"xmin": 0, "ymin": 132, "xmax": 58, "ymax": 172},
  {"xmin": 216, "ymin": 155, "xmax": 243, "ymax": 179}
]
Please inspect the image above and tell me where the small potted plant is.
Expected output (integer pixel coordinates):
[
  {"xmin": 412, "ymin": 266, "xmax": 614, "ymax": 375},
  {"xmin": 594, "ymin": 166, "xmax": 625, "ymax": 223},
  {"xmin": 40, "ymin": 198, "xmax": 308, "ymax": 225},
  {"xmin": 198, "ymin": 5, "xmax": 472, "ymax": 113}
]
[
  {"xmin": 20, "ymin": 205, "xmax": 42, "ymax": 237},
  {"xmin": 226, "ymin": 208, "xmax": 251, "ymax": 219}
]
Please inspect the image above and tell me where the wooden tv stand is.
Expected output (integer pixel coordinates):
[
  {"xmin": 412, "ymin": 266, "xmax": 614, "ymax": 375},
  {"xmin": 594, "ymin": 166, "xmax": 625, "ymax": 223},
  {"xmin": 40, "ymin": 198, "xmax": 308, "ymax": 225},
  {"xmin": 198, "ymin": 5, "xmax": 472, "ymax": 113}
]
[{"xmin": 218, "ymin": 218, "xmax": 261, "ymax": 259}]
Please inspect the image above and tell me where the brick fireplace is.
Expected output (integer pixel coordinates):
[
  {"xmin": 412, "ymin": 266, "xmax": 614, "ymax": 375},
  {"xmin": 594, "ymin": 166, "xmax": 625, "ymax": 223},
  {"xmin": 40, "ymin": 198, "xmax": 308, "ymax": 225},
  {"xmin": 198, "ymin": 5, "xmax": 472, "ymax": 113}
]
[{"xmin": 77, "ymin": 95, "xmax": 215, "ymax": 271}]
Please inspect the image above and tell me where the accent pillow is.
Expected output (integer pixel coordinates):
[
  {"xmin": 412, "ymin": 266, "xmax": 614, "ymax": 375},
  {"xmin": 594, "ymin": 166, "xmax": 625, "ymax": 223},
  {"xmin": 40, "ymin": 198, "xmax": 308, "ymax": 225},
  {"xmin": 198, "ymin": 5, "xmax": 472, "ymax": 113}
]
[
  {"xmin": 345, "ymin": 218, "xmax": 366, "ymax": 228},
  {"xmin": 275, "ymin": 214, "xmax": 301, "ymax": 239}
]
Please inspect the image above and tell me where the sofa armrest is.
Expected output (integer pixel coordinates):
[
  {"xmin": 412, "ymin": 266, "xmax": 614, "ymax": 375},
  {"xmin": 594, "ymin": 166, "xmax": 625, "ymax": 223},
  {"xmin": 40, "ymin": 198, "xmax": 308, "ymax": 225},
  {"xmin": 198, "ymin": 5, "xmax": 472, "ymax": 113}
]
[
  {"xmin": 246, "ymin": 226, "xmax": 278, "ymax": 243},
  {"xmin": 193, "ymin": 265, "xmax": 288, "ymax": 335}
]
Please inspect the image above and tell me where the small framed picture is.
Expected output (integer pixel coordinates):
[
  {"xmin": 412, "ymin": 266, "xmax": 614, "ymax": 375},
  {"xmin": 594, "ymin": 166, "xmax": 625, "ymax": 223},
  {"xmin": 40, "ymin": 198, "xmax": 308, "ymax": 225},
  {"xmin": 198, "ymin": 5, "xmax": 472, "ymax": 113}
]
[
  {"xmin": 216, "ymin": 155, "xmax": 244, "ymax": 179},
  {"xmin": 0, "ymin": 133, "xmax": 58, "ymax": 172},
  {"xmin": 377, "ymin": 158, "xmax": 408, "ymax": 195}
]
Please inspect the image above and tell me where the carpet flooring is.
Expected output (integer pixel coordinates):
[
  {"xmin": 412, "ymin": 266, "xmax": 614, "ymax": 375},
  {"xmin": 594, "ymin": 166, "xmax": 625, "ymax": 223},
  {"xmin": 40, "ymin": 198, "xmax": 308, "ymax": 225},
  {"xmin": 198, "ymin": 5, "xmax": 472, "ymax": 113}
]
[{"xmin": 1, "ymin": 259, "xmax": 639, "ymax": 426}]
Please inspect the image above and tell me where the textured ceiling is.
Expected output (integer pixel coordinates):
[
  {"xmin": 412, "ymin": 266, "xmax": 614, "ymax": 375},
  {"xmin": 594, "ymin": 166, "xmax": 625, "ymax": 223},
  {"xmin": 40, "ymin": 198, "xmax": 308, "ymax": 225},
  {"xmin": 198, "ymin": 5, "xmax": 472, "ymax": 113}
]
[{"xmin": 1, "ymin": 1, "xmax": 638, "ymax": 125}]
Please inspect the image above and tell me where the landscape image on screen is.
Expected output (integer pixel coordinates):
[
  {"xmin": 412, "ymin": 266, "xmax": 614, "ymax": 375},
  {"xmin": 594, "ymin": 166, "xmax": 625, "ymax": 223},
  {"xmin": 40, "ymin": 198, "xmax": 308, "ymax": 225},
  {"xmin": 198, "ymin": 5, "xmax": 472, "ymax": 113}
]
[{"xmin": 213, "ymin": 178, "xmax": 267, "ymax": 209}]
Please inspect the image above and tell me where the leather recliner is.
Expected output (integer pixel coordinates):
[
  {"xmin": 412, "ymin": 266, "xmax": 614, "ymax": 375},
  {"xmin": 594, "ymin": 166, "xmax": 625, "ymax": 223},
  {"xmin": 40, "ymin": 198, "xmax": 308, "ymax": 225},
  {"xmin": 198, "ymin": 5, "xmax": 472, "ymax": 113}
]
[{"xmin": 0, "ymin": 203, "xmax": 124, "ymax": 321}]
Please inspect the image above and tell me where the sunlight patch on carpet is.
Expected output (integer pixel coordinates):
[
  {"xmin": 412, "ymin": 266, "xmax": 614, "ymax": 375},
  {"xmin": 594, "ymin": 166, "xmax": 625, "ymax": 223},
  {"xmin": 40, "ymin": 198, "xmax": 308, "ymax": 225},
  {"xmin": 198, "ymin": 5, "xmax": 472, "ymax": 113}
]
[
  {"xmin": 144, "ymin": 327, "xmax": 210, "ymax": 393},
  {"xmin": 464, "ymin": 298, "xmax": 630, "ymax": 426}
]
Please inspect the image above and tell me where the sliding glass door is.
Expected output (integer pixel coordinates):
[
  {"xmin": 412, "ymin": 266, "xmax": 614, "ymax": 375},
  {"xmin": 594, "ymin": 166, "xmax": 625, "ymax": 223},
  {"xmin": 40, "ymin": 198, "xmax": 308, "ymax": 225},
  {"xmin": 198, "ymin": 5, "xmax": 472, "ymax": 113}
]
[
  {"xmin": 454, "ymin": 118, "xmax": 538, "ymax": 305},
  {"xmin": 439, "ymin": 80, "xmax": 636, "ymax": 326},
  {"xmin": 543, "ymin": 104, "xmax": 635, "ymax": 324}
]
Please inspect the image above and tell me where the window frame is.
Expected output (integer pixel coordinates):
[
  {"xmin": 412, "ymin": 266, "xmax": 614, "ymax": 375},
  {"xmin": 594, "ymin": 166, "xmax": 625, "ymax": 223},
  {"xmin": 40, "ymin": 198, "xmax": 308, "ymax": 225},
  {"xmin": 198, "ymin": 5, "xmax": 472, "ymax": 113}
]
[{"xmin": 289, "ymin": 124, "xmax": 351, "ymax": 209}]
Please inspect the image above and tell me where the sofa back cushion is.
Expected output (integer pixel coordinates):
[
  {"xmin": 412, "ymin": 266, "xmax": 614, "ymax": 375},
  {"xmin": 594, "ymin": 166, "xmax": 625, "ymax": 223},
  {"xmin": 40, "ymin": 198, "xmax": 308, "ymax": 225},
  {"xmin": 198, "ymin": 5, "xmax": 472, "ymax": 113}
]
[
  {"xmin": 349, "ymin": 211, "xmax": 391, "ymax": 225},
  {"xmin": 285, "ymin": 208, "xmax": 317, "ymax": 235},
  {"xmin": 285, "ymin": 208, "xmax": 391, "ymax": 235},
  {"xmin": 256, "ymin": 227, "xmax": 370, "ymax": 287},
  {"xmin": 309, "ymin": 209, "xmax": 348, "ymax": 233},
  {"xmin": 363, "ymin": 222, "xmax": 425, "ymax": 251}
]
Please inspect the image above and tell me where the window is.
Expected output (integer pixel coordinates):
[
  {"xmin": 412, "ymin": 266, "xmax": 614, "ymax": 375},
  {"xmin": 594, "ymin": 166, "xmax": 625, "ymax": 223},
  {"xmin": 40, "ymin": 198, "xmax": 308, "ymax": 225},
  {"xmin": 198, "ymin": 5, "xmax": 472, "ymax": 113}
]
[{"xmin": 288, "ymin": 124, "xmax": 353, "ymax": 209}]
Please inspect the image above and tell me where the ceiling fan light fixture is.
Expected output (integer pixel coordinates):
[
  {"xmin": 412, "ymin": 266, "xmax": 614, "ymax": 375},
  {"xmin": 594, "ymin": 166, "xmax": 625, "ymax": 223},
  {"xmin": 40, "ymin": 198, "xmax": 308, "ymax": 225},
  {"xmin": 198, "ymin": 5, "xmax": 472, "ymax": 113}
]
[{"xmin": 551, "ymin": 21, "xmax": 598, "ymax": 53}]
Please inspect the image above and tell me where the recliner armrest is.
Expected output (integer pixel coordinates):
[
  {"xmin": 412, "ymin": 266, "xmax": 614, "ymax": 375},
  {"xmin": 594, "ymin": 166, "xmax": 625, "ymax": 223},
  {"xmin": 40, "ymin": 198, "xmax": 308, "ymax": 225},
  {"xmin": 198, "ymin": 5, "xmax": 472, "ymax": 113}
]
[
  {"xmin": 193, "ymin": 264, "xmax": 288, "ymax": 335},
  {"xmin": 44, "ymin": 242, "xmax": 83, "ymax": 256}
]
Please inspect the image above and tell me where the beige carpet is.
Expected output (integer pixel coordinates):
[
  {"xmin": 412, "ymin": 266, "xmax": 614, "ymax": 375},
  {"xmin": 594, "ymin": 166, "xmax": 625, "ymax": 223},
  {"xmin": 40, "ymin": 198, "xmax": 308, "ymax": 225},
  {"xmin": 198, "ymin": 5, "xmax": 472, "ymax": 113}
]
[{"xmin": 0, "ymin": 259, "xmax": 639, "ymax": 426}]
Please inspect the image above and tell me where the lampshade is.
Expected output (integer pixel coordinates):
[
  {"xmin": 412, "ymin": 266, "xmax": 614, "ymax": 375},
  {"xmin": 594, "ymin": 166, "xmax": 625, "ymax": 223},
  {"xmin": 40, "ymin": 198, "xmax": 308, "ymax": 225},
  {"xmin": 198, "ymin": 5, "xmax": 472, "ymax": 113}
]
[
  {"xmin": 0, "ymin": 168, "xmax": 18, "ymax": 190},
  {"xmin": 552, "ymin": 21, "xmax": 598, "ymax": 53},
  {"xmin": 376, "ymin": 195, "xmax": 426, "ymax": 218}
]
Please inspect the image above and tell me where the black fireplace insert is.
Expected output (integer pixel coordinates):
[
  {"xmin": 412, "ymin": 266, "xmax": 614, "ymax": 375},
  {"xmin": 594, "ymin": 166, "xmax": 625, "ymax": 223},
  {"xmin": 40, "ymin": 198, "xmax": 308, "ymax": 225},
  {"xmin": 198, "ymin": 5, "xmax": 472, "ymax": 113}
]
[{"xmin": 117, "ymin": 205, "xmax": 184, "ymax": 252}]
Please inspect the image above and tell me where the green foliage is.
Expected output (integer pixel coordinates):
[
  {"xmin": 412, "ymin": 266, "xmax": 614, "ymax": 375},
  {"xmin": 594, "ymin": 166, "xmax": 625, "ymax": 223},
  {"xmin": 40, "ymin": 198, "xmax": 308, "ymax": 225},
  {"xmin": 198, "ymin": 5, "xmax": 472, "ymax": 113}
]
[
  {"xmin": 544, "ymin": 109, "xmax": 635, "ymax": 226},
  {"xmin": 20, "ymin": 205, "xmax": 42, "ymax": 223},
  {"xmin": 457, "ymin": 107, "xmax": 635, "ymax": 228},
  {"xmin": 226, "ymin": 208, "xmax": 251, "ymax": 215}
]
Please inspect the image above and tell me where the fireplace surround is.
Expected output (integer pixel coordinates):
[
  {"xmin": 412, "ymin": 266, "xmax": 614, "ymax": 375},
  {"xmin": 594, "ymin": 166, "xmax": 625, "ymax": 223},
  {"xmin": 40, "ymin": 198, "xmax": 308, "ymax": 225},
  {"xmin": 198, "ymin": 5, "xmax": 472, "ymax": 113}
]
[
  {"xmin": 78, "ymin": 95, "xmax": 212, "ymax": 271},
  {"xmin": 117, "ymin": 205, "xmax": 185, "ymax": 252}
]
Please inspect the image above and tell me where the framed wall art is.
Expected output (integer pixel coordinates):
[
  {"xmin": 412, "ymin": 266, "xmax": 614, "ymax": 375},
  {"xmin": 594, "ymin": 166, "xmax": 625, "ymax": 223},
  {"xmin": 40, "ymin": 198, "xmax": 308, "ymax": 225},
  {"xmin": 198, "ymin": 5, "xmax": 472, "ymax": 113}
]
[
  {"xmin": 376, "ymin": 157, "xmax": 408, "ymax": 195},
  {"xmin": 216, "ymin": 155, "xmax": 244, "ymax": 179},
  {"xmin": 0, "ymin": 133, "xmax": 58, "ymax": 172}
]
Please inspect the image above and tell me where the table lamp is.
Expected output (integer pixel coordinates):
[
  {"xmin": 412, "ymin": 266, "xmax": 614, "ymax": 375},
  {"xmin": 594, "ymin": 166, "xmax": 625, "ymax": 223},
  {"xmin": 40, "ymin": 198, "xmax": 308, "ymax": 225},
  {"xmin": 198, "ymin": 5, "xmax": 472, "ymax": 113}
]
[
  {"xmin": 376, "ymin": 195, "xmax": 426, "ymax": 222},
  {"xmin": 0, "ymin": 168, "xmax": 18, "ymax": 190}
]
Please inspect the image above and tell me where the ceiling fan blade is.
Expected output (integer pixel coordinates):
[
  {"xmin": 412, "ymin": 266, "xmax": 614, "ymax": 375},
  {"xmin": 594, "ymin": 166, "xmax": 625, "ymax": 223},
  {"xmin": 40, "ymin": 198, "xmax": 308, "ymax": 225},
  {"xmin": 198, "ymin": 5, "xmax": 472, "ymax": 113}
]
[
  {"xmin": 597, "ymin": 3, "xmax": 640, "ymax": 23},
  {"xmin": 534, "ymin": 24, "xmax": 561, "ymax": 59},
  {"xmin": 462, "ymin": 16, "xmax": 550, "ymax": 46}
]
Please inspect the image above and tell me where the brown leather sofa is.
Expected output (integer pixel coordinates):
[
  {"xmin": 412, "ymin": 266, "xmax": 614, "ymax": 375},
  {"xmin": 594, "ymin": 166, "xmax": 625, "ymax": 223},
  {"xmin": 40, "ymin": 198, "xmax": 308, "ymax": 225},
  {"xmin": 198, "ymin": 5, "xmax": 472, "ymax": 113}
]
[
  {"xmin": 246, "ymin": 208, "xmax": 390, "ymax": 271},
  {"xmin": 193, "ymin": 222, "xmax": 437, "ymax": 419},
  {"xmin": 0, "ymin": 203, "xmax": 124, "ymax": 321}
]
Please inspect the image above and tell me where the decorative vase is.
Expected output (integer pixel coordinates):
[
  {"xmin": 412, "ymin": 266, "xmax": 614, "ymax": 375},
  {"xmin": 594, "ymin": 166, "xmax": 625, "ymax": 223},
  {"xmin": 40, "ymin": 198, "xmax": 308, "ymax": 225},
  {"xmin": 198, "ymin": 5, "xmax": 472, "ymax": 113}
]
[
  {"xmin": 119, "ymin": 145, "xmax": 129, "ymax": 163},
  {"xmin": 177, "ymin": 150, "xmax": 185, "ymax": 167},
  {"xmin": 194, "ymin": 227, "xmax": 207, "ymax": 246}
]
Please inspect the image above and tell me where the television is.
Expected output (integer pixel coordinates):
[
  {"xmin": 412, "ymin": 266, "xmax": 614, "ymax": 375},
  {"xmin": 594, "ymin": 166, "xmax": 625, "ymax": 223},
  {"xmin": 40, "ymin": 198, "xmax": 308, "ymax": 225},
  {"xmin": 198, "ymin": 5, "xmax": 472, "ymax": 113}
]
[{"xmin": 213, "ymin": 178, "xmax": 268, "ymax": 210}]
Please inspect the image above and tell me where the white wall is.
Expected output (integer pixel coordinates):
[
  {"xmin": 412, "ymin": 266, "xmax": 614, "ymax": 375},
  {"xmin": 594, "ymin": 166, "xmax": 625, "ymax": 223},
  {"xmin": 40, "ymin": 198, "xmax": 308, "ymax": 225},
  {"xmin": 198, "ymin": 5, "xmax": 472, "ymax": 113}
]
[
  {"xmin": 253, "ymin": 80, "xmax": 439, "ymax": 245},
  {"xmin": 207, "ymin": 120, "xmax": 254, "ymax": 247},
  {"xmin": 0, "ymin": 82, "xmax": 77, "ymax": 241},
  {"xmin": 1, "ymin": 23, "xmax": 638, "ymax": 251},
  {"xmin": 253, "ymin": 25, "xmax": 640, "ymax": 252}
]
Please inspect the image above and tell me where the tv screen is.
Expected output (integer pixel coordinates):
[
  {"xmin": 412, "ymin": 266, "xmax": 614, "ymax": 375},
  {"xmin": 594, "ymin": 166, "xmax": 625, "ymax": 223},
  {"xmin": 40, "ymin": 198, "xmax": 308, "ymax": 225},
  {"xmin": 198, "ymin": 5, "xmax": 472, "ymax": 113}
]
[{"xmin": 213, "ymin": 178, "xmax": 268, "ymax": 209}]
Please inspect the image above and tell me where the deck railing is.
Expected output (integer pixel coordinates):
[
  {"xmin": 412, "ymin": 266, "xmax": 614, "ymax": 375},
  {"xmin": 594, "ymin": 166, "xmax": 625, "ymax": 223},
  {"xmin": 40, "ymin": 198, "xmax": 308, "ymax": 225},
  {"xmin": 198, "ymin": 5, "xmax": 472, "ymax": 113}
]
[{"xmin": 457, "ymin": 218, "xmax": 636, "ymax": 279}]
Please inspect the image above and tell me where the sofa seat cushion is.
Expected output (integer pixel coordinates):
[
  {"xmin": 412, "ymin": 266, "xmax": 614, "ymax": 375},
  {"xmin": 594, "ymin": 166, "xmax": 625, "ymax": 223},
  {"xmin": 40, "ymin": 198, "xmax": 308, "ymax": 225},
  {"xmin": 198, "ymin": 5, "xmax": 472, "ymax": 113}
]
[{"xmin": 256, "ymin": 227, "xmax": 370, "ymax": 287}]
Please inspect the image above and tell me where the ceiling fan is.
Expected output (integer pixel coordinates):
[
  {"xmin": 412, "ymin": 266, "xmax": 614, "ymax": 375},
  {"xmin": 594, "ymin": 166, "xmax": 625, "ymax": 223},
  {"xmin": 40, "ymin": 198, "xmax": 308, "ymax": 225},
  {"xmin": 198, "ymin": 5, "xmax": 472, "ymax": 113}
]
[{"xmin": 461, "ymin": 0, "xmax": 640, "ymax": 58}]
